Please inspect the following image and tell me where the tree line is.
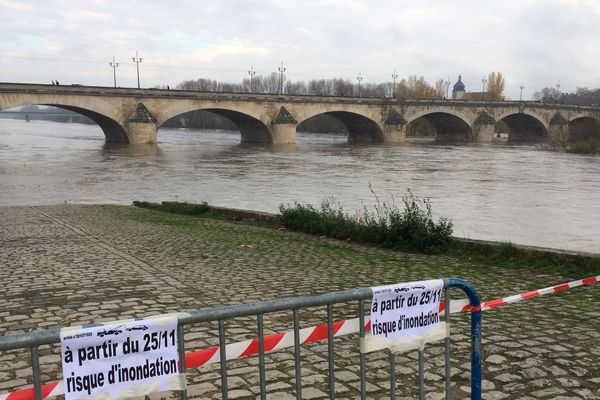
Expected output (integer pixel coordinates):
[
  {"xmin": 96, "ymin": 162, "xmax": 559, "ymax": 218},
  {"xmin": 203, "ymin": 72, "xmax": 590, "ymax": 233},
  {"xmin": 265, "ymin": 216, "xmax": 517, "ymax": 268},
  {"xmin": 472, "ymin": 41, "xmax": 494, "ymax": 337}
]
[
  {"xmin": 170, "ymin": 71, "xmax": 508, "ymax": 100},
  {"xmin": 533, "ymin": 86, "xmax": 600, "ymax": 106},
  {"xmin": 172, "ymin": 74, "xmax": 394, "ymax": 97}
]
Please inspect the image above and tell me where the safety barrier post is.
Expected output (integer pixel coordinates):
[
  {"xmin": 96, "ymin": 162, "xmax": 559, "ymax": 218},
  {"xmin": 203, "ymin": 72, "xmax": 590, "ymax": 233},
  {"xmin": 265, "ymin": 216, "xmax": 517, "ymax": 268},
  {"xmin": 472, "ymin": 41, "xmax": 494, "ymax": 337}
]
[
  {"xmin": 444, "ymin": 287, "xmax": 451, "ymax": 400},
  {"xmin": 218, "ymin": 319, "xmax": 228, "ymax": 400},
  {"xmin": 30, "ymin": 347, "xmax": 42, "ymax": 400},
  {"xmin": 293, "ymin": 309, "xmax": 302, "ymax": 400},
  {"xmin": 358, "ymin": 299, "xmax": 367, "ymax": 400},
  {"xmin": 389, "ymin": 350, "xmax": 396, "ymax": 400},
  {"xmin": 326, "ymin": 304, "xmax": 335, "ymax": 400},
  {"xmin": 257, "ymin": 313, "xmax": 267, "ymax": 400},
  {"xmin": 177, "ymin": 325, "xmax": 187, "ymax": 400},
  {"xmin": 446, "ymin": 278, "xmax": 482, "ymax": 400}
]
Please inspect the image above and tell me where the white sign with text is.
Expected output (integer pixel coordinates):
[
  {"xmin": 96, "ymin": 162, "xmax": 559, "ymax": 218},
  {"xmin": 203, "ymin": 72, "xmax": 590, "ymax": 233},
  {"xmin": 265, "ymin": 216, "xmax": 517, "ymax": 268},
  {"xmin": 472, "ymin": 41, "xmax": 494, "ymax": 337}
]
[
  {"xmin": 61, "ymin": 317, "xmax": 182, "ymax": 400},
  {"xmin": 370, "ymin": 279, "xmax": 444, "ymax": 343}
]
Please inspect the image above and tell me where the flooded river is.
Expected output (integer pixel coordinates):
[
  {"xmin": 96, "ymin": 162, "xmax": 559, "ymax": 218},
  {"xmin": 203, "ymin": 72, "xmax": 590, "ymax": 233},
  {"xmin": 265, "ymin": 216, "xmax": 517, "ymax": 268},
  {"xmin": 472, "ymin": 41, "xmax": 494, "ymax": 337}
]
[{"xmin": 1, "ymin": 119, "xmax": 599, "ymax": 253}]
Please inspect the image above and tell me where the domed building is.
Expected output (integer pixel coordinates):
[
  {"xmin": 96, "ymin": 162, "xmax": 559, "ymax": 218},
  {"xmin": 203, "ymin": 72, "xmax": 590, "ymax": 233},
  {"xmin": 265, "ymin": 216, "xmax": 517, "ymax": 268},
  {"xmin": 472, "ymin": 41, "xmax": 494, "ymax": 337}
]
[{"xmin": 452, "ymin": 75, "xmax": 465, "ymax": 99}]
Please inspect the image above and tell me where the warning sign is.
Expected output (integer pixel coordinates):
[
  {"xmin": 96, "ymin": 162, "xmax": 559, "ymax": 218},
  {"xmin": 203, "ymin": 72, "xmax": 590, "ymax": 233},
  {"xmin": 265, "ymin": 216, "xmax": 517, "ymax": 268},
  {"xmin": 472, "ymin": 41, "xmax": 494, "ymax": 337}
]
[
  {"xmin": 60, "ymin": 317, "xmax": 183, "ymax": 400},
  {"xmin": 362, "ymin": 279, "xmax": 446, "ymax": 353}
]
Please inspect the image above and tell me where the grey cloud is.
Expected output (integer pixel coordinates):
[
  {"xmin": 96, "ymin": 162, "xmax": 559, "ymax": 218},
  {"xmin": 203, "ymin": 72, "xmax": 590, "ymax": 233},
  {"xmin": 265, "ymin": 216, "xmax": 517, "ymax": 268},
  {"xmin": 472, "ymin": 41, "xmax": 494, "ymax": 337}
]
[{"xmin": 1, "ymin": 0, "xmax": 599, "ymax": 98}]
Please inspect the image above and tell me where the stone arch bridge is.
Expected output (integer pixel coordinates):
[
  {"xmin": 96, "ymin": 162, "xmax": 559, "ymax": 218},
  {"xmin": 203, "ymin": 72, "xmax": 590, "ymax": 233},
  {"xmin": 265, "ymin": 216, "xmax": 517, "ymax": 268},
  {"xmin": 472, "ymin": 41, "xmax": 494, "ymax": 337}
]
[{"xmin": 1, "ymin": 83, "xmax": 599, "ymax": 144}]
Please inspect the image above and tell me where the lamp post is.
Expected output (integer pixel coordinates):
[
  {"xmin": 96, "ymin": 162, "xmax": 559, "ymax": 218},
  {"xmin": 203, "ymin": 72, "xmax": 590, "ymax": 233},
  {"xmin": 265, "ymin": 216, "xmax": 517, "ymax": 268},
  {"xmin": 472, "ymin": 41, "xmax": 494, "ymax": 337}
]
[
  {"xmin": 109, "ymin": 56, "xmax": 119, "ymax": 88},
  {"xmin": 248, "ymin": 66, "xmax": 256, "ymax": 92},
  {"xmin": 278, "ymin": 62, "xmax": 286, "ymax": 95},
  {"xmin": 556, "ymin": 81, "xmax": 561, "ymax": 102},
  {"xmin": 391, "ymin": 69, "xmax": 398, "ymax": 98},
  {"xmin": 445, "ymin": 79, "xmax": 450, "ymax": 99},
  {"xmin": 481, "ymin": 76, "xmax": 487, "ymax": 101},
  {"xmin": 356, "ymin": 73, "xmax": 363, "ymax": 96},
  {"xmin": 520, "ymin": 83, "xmax": 524, "ymax": 101},
  {"xmin": 132, "ymin": 51, "xmax": 142, "ymax": 89}
]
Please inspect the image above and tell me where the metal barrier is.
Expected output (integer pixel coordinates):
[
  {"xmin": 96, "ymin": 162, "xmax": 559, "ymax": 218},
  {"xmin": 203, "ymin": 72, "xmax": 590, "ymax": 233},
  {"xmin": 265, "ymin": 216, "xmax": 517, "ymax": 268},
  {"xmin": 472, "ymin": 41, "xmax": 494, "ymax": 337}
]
[{"xmin": 0, "ymin": 278, "xmax": 482, "ymax": 400}]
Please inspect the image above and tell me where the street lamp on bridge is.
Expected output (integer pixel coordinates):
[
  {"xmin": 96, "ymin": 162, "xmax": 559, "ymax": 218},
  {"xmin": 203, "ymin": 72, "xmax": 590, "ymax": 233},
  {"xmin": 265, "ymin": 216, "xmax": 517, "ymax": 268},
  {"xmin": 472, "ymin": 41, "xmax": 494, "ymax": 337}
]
[
  {"xmin": 356, "ymin": 73, "xmax": 363, "ymax": 96},
  {"xmin": 109, "ymin": 56, "xmax": 119, "ymax": 88},
  {"xmin": 391, "ymin": 69, "xmax": 398, "ymax": 98},
  {"xmin": 248, "ymin": 66, "xmax": 256, "ymax": 93},
  {"xmin": 481, "ymin": 76, "xmax": 487, "ymax": 101},
  {"xmin": 132, "ymin": 51, "xmax": 142, "ymax": 89},
  {"xmin": 278, "ymin": 62, "xmax": 286, "ymax": 95},
  {"xmin": 445, "ymin": 79, "xmax": 450, "ymax": 100},
  {"xmin": 520, "ymin": 83, "xmax": 525, "ymax": 101}
]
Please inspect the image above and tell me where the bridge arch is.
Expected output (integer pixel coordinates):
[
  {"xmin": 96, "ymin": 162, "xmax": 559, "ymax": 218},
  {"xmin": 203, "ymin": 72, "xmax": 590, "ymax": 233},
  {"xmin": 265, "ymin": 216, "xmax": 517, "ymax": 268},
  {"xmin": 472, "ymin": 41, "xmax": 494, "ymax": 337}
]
[
  {"xmin": 296, "ymin": 111, "xmax": 384, "ymax": 143},
  {"xmin": 497, "ymin": 113, "xmax": 547, "ymax": 141},
  {"xmin": 568, "ymin": 116, "xmax": 600, "ymax": 143},
  {"xmin": 158, "ymin": 108, "xmax": 272, "ymax": 143},
  {"xmin": 0, "ymin": 101, "xmax": 128, "ymax": 142},
  {"xmin": 407, "ymin": 112, "xmax": 472, "ymax": 141}
]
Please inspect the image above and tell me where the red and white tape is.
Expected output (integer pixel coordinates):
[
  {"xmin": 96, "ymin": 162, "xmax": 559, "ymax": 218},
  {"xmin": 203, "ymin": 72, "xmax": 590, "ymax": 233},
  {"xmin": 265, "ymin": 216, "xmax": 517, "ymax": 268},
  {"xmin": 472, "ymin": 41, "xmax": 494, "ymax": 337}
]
[
  {"xmin": 1, "ymin": 275, "xmax": 597, "ymax": 400},
  {"xmin": 446, "ymin": 274, "xmax": 599, "ymax": 313}
]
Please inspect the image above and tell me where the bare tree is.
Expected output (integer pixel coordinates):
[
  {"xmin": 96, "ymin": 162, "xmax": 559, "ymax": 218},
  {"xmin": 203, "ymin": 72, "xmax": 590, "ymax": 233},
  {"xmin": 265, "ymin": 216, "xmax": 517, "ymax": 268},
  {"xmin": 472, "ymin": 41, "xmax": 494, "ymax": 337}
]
[
  {"xmin": 533, "ymin": 87, "xmax": 562, "ymax": 103},
  {"xmin": 395, "ymin": 75, "xmax": 444, "ymax": 99},
  {"xmin": 486, "ymin": 72, "xmax": 505, "ymax": 101}
]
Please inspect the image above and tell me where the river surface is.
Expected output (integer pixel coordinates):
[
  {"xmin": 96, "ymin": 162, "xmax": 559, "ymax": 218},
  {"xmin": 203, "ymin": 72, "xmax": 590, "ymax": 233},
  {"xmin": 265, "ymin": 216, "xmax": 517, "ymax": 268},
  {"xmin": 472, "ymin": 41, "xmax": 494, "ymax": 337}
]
[{"xmin": 1, "ymin": 119, "xmax": 599, "ymax": 253}]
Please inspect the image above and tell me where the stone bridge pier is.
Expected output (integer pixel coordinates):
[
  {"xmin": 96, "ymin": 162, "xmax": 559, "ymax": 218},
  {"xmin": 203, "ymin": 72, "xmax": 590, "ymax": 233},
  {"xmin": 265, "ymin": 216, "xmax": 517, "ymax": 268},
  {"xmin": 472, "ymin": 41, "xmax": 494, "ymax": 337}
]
[
  {"xmin": 126, "ymin": 104, "xmax": 159, "ymax": 143},
  {"xmin": 471, "ymin": 111, "xmax": 496, "ymax": 142}
]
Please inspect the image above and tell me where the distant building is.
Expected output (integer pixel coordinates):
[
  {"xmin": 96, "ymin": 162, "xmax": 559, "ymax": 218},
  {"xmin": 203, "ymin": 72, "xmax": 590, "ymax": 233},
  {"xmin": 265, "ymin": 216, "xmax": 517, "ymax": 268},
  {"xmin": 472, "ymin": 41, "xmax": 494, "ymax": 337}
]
[
  {"xmin": 468, "ymin": 92, "xmax": 486, "ymax": 100},
  {"xmin": 452, "ymin": 75, "xmax": 489, "ymax": 100},
  {"xmin": 452, "ymin": 75, "xmax": 465, "ymax": 99}
]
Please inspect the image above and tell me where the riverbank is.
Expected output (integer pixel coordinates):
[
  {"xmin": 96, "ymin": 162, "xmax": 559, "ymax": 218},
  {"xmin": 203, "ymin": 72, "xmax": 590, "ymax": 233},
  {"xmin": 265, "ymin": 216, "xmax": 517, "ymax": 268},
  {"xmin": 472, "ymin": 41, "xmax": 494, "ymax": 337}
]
[
  {"xmin": 0, "ymin": 204, "xmax": 598, "ymax": 399},
  {"xmin": 135, "ymin": 201, "xmax": 600, "ymax": 278}
]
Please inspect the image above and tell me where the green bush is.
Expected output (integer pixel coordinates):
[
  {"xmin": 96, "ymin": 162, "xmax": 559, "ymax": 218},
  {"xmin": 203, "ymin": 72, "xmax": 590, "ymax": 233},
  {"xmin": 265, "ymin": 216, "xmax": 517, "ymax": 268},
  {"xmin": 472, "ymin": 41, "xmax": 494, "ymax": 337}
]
[
  {"xmin": 494, "ymin": 241, "xmax": 518, "ymax": 258},
  {"xmin": 160, "ymin": 201, "xmax": 209, "ymax": 215},
  {"xmin": 133, "ymin": 200, "xmax": 209, "ymax": 215},
  {"xmin": 567, "ymin": 138, "xmax": 600, "ymax": 154},
  {"xmin": 278, "ymin": 189, "xmax": 453, "ymax": 253}
]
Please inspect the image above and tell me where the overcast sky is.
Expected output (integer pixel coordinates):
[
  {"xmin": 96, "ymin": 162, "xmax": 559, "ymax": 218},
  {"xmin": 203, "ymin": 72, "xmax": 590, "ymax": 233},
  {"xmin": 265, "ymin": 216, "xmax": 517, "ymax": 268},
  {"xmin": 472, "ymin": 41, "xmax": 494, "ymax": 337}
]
[{"xmin": 1, "ymin": 0, "xmax": 599, "ymax": 99}]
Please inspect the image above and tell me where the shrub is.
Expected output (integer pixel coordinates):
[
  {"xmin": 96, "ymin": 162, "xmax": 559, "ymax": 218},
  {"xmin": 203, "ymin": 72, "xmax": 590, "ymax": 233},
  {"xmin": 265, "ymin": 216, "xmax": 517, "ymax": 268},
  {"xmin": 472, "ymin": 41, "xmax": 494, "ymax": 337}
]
[
  {"xmin": 494, "ymin": 241, "xmax": 518, "ymax": 259},
  {"xmin": 566, "ymin": 138, "xmax": 600, "ymax": 154},
  {"xmin": 133, "ymin": 200, "xmax": 209, "ymax": 215},
  {"xmin": 279, "ymin": 189, "xmax": 453, "ymax": 253},
  {"xmin": 160, "ymin": 201, "xmax": 209, "ymax": 215}
]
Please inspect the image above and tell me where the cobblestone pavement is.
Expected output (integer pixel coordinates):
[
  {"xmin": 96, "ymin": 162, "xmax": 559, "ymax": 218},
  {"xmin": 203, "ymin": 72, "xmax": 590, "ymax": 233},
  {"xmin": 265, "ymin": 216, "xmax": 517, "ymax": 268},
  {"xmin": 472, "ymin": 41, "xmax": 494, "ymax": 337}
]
[{"xmin": 0, "ymin": 205, "xmax": 599, "ymax": 399}]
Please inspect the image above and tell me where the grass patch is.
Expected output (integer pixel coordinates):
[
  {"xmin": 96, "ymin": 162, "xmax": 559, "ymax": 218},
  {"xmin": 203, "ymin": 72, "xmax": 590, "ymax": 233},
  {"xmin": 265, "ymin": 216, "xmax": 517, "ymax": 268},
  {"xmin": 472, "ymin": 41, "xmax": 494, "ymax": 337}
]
[
  {"xmin": 279, "ymin": 189, "xmax": 453, "ymax": 254},
  {"xmin": 132, "ymin": 200, "xmax": 278, "ymax": 229},
  {"xmin": 448, "ymin": 239, "xmax": 600, "ymax": 277},
  {"xmin": 133, "ymin": 200, "xmax": 209, "ymax": 215},
  {"xmin": 128, "ymin": 205, "xmax": 202, "ymax": 228}
]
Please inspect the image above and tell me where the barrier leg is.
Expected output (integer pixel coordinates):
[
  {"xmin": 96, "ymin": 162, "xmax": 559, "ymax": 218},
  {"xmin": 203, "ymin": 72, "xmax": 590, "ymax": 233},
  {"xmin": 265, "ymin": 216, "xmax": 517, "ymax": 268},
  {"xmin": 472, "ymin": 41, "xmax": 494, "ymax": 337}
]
[{"xmin": 446, "ymin": 278, "xmax": 482, "ymax": 400}]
